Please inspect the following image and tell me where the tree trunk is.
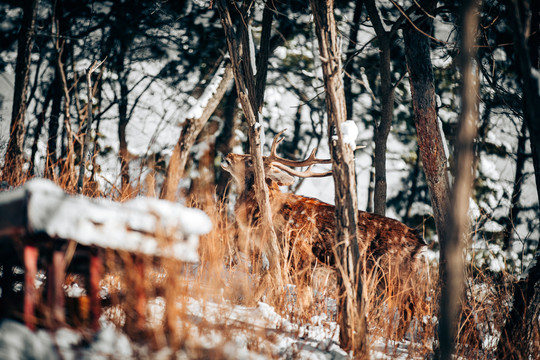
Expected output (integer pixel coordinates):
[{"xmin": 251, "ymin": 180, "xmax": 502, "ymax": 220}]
[
  {"xmin": 503, "ymin": 122, "xmax": 527, "ymax": 250},
  {"xmin": 439, "ymin": 1, "xmax": 481, "ymax": 358},
  {"xmin": 365, "ymin": 0, "xmax": 395, "ymax": 216},
  {"xmin": 402, "ymin": 0, "xmax": 452, "ymax": 279},
  {"xmin": 160, "ymin": 62, "xmax": 233, "ymax": 201},
  {"xmin": 3, "ymin": 0, "xmax": 39, "ymax": 184},
  {"xmin": 215, "ymin": 86, "xmax": 239, "ymax": 200},
  {"xmin": 253, "ymin": 1, "xmax": 275, "ymax": 113},
  {"xmin": 497, "ymin": 1, "xmax": 540, "ymax": 357},
  {"xmin": 216, "ymin": 0, "xmax": 283, "ymax": 287},
  {"xmin": 366, "ymin": 154, "xmax": 375, "ymax": 212},
  {"xmin": 78, "ymin": 61, "xmax": 102, "ymax": 193},
  {"xmin": 45, "ymin": 0, "xmax": 68, "ymax": 179},
  {"xmin": 118, "ymin": 74, "xmax": 130, "ymax": 193},
  {"xmin": 54, "ymin": 16, "xmax": 77, "ymax": 187},
  {"xmin": 343, "ymin": 0, "xmax": 364, "ymax": 119},
  {"xmin": 46, "ymin": 70, "xmax": 63, "ymax": 179},
  {"xmin": 30, "ymin": 85, "xmax": 52, "ymax": 176},
  {"xmin": 509, "ymin": 0, "xmax": 540, "ymax": 215},
  {"xmin": 310, "ymin": 0, "xmax": 367, "ymax": 355}
]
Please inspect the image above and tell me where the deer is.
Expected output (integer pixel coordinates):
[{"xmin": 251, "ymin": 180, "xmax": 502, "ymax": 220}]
[{"xmin": 221, "ymin": 129, "xmax": 426, "ymax": 331}]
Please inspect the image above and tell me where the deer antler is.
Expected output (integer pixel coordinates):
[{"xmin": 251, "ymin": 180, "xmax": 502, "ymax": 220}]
[
  {"xmin": 268, "ymin": 129, "xmax": 332, "ymax": 167},
  {"xmin": 266, "ymin": 129, "xmax": 332, "ymax": 178},
  {"xmin": 272, "ymin": 163, "xmax": 333, "ymax": 178}
]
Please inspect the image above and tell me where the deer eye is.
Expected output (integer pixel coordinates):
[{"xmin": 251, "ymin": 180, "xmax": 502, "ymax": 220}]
[{"xmin": 246, "ymin": 159, "xmax": 253, "ymax": 167}]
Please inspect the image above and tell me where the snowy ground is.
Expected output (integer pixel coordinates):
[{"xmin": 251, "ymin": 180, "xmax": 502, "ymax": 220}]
[
  {"xmin": 0, "ymin": 295, "xmax": 428, "ymax": 360},
  {"xmin": 0, "ymin": 299, "xmax": 346, "ymax": 360}
]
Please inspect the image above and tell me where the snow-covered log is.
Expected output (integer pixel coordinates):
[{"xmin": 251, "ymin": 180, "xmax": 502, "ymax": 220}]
[{"xmin": 0, "ymin": 178, "xmax": 211, "ymax": 262}]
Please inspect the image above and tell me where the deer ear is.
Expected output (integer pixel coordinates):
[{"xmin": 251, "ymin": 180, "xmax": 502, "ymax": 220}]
[{"xmin": 266, "ymin": 167, "xmax": 295, "ymax": 186}]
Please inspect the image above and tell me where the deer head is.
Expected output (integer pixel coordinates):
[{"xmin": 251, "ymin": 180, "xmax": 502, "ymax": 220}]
[{"xmin": 220, "ymin": 129, "xmax": 333, "ymax": 189}]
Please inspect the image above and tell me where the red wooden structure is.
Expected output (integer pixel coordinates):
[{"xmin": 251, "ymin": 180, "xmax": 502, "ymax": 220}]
[{"xmin": 0, "ymin": 179, "xmax": 210, "ymax": 332}]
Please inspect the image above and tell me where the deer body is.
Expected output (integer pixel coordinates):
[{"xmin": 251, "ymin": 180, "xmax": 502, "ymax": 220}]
[
  {"xmin": 221, "ymin": 131, "xmax": 425, "ymax": 275},
  {"xmin": 225, "ymin": 162, "xmax": 425, "ymax": 272},
  {"xmin": 221, "ymin": 131, "xmax": 426, "ymax": 332},
  {"xmin": 222, "ymin": 132, "xmax": 426, "ymax": 329}
]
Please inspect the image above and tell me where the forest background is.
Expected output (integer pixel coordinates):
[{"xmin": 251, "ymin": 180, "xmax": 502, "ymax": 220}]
[{"xmin": 0, "ymin": 0, "xmax": 539, "ymax": 358}]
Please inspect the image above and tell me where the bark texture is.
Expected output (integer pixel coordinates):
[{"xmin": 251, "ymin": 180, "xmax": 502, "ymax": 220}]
[
  {"xmin": 403, "ymin": 2, "xmax": 451, "ymax": 247},
  {"xmin": 216, "ymin": 0, "xmax": 283, "ymax": 286},
  {"xmin": 3, "ymin": 0, "xmax": 39, "ymax": 184},
  {"xmin": 364, "ymin": 0, "xmax": 395, "ymax": 216},
  {"xmin": 160, "ymin": 62, "xmax": 233, "ymax": 201},
  {"xmin": 310, "ymin": 0, "xmax": 367, "ymax": 355}
]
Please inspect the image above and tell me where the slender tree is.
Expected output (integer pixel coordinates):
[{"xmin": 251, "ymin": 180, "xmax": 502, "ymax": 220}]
[
  {"xmin": 402, "ymin": 4, "xmax": 456, "ymax": 354},
  {"xmin": 364, "ymin": 0, "xmax": 395, "ymax": 216},
  {"xmin": 30, "ymin": 85, "xmax": 52, "ymax": 175},
  {"xmin": 439, "ymin": 1, "xmax": 481, "ymax": 358},
  {"xmin": 343, "ymin": 0, "xmax": 364, "ymax": 119},
  {"xmin": 310, "ymin": 0, "xmax": 367, "ymax": 355},
  {"xmin": 45, "ymin": 0, "xmax": 69, "ymax": 179},
  {"xmin": 403, "ymin": 1, "xmax": 451, "ymax": 252},
  {"xmin": 216, "ymin": 0, "xmax": 283, "ymax": 286},
  {"xmin": 78, "ymin": 60, "xmax": 104, "ymax": 193},
  {"xmin": 510, "ymin": 0, "xmax": 540, "ymax": 200},
  {"xmin": 497, "ymin": 0, "xmax": 540, "ymax": 357},
  {"xmin": 160, "ymin": 61, "xmax": 233, "ymax": 201},
  {"xmin": 502, "ymin": 122, "xmax": 527, "ymax": 249},
  {"xmin": 3, "ymin": 0, "xmax": 39, "ymax": 184}
]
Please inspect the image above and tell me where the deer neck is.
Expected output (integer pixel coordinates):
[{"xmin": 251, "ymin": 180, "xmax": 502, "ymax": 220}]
[{"xmin": 235, "ymin": 178, "xmax": 285, "ymax": 226}]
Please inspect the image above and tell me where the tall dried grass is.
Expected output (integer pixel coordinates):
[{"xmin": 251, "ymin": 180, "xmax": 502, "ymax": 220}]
[{"xmin": 1, "ymin": 168, "xmax": 516, "ymax": 359}]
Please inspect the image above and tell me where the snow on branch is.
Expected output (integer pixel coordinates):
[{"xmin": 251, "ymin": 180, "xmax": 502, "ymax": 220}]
[{"xmin": 185, "ymin": 61, "xmax": 228, "ymax": 120}]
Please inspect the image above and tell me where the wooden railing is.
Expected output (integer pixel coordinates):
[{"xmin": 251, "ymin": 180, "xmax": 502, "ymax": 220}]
[{"xmin": 0, "ymin": 179, "xmax": 210, "ymax": 331}]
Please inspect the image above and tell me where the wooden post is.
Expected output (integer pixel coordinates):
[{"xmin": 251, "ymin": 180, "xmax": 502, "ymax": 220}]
[
  {"xmin": 23, "ymin": 245, "xmax": 38, "ymax": 330},
  {"xmin": 89, "ymin": 250, "xmax": 103, "ymax": 330},
  {"xmin": 134, "ymin": 256, "xmax": 147, "ymax": 331},
  {"xmin": 47, "ymin": 249, "xmax": 66, "ymax": 326}
]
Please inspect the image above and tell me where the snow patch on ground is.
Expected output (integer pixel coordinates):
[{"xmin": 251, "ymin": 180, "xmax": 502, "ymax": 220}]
[
  {"xmin": 0, "ymin": 319, "xmax": 132, "ymax": 360},
  {"xmin": 0, "ymin": 295, "xmax": 427, "ymax": 359}
]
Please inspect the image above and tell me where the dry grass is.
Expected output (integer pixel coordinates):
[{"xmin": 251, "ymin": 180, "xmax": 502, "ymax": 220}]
[{"xmin": 1, "ymin": 170, "xmax": 517, "ymax": 359}]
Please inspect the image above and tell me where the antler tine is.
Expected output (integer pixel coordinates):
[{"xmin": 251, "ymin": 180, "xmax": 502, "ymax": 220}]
[
  {"xmin": 271, "ymin": 147, "xmax": 332, "ymax": 167},
  {"xmin": 267, "ymin": 129, "xmax": 332, "ymax": 167},
  {"xmin": 272, "ymin": 162, "xmax": 333, "ymax": 178},
  {"xmin": 269, "ymin": 129, "xmax": 287, "ymax": 159},
  {"xmin": 304, "ymin": 148, "xmax": 332, "ymax": 165}
]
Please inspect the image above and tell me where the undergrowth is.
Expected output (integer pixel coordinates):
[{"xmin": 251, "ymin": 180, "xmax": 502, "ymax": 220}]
[{"xmin": 0, "ymin": 170, "xmax": 516, "ymax": 359}]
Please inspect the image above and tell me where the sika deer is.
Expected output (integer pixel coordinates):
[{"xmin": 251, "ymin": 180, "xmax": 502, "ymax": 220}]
[{"xmin": 221, "ymin": 130, "xmax": 426, "ymax": 328}]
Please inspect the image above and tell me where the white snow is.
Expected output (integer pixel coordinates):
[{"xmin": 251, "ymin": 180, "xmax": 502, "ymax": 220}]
[
  {"xmin": 184, "ymin": 61, "xmax": 227, "ymax": 120},
  {"xmin": 0, "ymin": 319, "xmax": 133, "ymax": 360},
  {"xmin": 274, "ymin": 46, "xmax": 287, "ymax": 60},
  {"xmin": 437, "ymin": 116, "xmax": 450, "ymax": 166},
  {"xmin": 331, "ymin": 120, "xmax": 358, "ymax": 150},
  {"xmin": 468, "ymin": 197, "xmax": 481, "ymax": 220},
  {"xmin": 0, "ymin": 293, "xmax": 434, "ymax": 359},
  {"xmin": 341, "ymin": 120, "xmax": 359, "ymax": 149},
  {"xmin": 489, "ymin": 256, "xmax": 505, "ymax": 273}
]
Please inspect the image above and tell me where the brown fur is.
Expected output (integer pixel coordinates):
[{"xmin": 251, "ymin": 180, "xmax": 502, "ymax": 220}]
[
  {"xmin": 222, "ymin": 152, "xmax": 426, "ymax": 329},
  {"xmin": 222, "ymin": 153, "xmax": 425, "ymax": 269}
]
